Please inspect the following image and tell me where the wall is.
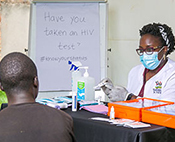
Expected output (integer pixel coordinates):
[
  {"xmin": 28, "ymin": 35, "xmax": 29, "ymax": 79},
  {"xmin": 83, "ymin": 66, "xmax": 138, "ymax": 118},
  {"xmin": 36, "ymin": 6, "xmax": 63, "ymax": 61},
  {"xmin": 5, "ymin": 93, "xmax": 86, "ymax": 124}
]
[
  {"xmin": 107, "ymin": 0, "xmax": 175, "ymax": 88},
  {"xmin": 0, "ymin": 2, "xmax": 30, "ymax": 59}
]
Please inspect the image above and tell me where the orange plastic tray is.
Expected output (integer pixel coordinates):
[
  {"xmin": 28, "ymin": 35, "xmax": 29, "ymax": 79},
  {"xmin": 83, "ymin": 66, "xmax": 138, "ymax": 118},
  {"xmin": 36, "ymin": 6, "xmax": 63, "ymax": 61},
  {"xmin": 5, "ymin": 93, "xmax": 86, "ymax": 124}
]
[
  {"xmin": 108, "ymin": 97, "xmax": 173, "ymax": 121},
  {"xmin": 142, "ymin": 104, "xmax": 175, "ymax": 129}
]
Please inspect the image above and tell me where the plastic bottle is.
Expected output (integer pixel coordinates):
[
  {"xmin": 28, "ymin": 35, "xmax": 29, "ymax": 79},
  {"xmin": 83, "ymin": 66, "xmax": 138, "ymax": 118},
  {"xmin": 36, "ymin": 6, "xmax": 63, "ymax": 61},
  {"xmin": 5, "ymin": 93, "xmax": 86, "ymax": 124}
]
[
  {"xmin": 68, "ymin": 61, "xmax": 82, "ymax": 92},
  {"xmin": 68, "ymin": 61, "xmax": 82, "ymax": 112},
  {"xmin": 110, "ymin": 106, "xmax": 115, "ymax": 120},
  {"xmin": 72, "ymin": 92, "xmax": 77, "ymax": 111},
  {"xmin": 77, "ymin": 67, "xmax": 95, "ymax": 101},
  {"xmin": 72, "ymin": 69, "xmax": 82, "ymax": 92}
]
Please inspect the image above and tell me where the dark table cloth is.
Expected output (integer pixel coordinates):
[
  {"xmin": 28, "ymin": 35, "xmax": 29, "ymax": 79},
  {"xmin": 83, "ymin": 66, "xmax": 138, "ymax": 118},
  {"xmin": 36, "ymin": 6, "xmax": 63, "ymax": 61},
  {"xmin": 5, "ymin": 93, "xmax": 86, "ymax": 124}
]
[{"xmin": 64, "ymin": 108, "xmax": 175, "ymax": 142}]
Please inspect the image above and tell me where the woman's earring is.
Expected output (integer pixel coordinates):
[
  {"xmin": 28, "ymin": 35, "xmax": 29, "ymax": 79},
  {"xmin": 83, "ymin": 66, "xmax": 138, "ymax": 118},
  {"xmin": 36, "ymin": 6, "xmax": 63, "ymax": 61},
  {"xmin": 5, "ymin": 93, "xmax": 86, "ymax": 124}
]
[{"xmin": 164, "ymin": 54, "xmax": 166, "ymax": 60}]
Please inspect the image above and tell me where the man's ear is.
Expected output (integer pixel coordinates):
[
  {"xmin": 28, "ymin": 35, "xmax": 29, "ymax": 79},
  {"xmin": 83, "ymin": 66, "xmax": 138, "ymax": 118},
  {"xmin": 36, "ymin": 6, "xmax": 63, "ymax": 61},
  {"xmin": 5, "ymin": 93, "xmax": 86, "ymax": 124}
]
[
  {"xmin": 34, "ymin": 76, "xmax": 38, "ymax": 88},
  {"xmin": 0, "ymin": 82, "xmax": 4, "ymax": 91}
]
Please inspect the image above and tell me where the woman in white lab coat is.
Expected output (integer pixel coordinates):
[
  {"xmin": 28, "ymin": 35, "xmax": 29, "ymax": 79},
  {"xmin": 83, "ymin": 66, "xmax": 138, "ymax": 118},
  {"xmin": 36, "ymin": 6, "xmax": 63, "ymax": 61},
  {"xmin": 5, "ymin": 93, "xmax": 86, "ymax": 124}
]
[{"xmin": 99, "ymin": 23, "xmax": 175, "ymax": 102}]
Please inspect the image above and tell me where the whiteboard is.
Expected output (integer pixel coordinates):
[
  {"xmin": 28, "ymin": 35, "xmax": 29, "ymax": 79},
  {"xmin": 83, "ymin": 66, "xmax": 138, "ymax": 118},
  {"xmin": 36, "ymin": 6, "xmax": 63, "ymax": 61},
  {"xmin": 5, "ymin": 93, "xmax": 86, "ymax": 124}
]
[{"xmin": 28, "ymin": 2, "xmax": 108, "ymax": 92}]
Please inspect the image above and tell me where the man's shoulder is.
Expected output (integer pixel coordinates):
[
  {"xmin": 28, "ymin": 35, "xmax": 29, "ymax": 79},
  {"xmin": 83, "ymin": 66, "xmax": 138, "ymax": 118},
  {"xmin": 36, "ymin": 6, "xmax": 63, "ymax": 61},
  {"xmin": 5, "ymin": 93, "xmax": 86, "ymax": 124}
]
[
  {"xmin": 0, "ymin": 102, "xmax": 73, "ymax": 126},
  {"xmin": 0, "ymin": 102, "xmax": 71, "ymax": 118},
  {"xmin": 35, "ymin": 103, "xmax": 72, "ymax": 119},
  {"xmin": 34, "ymin": 103, "xmax": 71, "ymax": 115}
]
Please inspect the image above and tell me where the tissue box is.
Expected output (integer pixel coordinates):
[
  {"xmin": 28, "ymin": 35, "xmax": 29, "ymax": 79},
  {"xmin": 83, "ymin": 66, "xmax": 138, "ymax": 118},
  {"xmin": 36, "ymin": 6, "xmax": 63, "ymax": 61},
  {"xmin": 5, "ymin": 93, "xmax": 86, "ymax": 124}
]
[
  {"xmin": 142, "ymin": 104, "xmax": 175, "ymax": 129},
  {"xmin": 108, "ymin": 98, "xmax": 173, "ymax": 121}
]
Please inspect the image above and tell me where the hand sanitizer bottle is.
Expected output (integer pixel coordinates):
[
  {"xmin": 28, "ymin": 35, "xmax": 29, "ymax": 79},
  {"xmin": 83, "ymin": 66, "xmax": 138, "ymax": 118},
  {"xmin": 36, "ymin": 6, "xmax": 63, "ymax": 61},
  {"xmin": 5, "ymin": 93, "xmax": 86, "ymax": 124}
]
[
  {"xmin": 68, "ymin": 61, "xmax": 82, "ymax": 93},
  {"xmin": 72, "ymin": 68, "xmax": 82, "ymax": 93},
  {"xmin": 77, "ymin": 67, "xmax": 95, "ymax": 101},
  {"xmin": 68, "ymin": 61, "xmax": 82, "ymax": 111}
]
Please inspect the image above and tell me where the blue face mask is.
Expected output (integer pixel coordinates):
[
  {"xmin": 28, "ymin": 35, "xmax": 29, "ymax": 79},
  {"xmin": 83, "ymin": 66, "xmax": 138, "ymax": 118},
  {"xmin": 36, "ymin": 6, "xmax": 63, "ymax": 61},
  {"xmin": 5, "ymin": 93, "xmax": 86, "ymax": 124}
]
[{"xmin": 140, "ymin": 48, "xmax": 164, "ymax": 70}]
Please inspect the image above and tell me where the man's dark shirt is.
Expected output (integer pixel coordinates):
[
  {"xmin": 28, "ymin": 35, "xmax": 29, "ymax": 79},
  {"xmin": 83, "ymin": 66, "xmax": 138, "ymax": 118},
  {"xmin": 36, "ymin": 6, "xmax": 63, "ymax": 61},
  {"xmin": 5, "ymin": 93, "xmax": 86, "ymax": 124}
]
[{"xmin": 0, "ymin": 102, "xmax": 75, "ymax": 142}]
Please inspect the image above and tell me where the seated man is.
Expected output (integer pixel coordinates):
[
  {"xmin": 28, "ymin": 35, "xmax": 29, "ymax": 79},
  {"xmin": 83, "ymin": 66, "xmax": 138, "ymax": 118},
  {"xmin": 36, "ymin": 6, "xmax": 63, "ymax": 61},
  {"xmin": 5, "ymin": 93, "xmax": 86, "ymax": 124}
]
[{"xmin": 0, "ymin": 52, "xmax": 75, "ymax": 142}]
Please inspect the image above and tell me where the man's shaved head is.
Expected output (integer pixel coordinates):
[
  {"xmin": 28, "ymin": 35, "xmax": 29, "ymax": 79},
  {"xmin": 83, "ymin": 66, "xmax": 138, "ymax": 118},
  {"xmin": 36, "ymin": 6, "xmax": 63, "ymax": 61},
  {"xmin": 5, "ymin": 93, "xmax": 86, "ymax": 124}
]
[{"xmin": 0, "ymin": 52, "xmax": 37, "ymax": 94}]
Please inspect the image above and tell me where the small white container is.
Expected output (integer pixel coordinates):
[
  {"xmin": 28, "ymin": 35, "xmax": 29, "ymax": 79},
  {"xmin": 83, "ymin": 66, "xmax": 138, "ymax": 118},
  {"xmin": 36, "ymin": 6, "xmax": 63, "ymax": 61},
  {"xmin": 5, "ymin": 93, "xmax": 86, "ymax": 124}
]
[
  {"xmin": 110, "ymin": 106, "xmax": 115, "ymax": 120},
  {"xmin": 72, "ymin": 92, "xmax": 77, "ymax": 112}
]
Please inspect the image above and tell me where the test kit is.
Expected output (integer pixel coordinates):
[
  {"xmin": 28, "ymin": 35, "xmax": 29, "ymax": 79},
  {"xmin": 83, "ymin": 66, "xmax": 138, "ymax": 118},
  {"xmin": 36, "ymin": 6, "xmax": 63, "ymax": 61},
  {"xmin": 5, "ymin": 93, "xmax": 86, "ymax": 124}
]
[{"xmin": 108, "ymin": 98, "xmax": 173, "ymax": 121}]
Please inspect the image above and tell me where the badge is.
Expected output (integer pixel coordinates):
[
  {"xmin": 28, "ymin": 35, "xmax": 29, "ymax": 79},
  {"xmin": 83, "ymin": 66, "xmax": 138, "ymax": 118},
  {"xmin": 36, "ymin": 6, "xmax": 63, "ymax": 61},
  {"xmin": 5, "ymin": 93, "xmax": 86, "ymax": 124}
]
[{"xmin": 153, "ymin": 81, "xmax": 162, "ymax": 94}]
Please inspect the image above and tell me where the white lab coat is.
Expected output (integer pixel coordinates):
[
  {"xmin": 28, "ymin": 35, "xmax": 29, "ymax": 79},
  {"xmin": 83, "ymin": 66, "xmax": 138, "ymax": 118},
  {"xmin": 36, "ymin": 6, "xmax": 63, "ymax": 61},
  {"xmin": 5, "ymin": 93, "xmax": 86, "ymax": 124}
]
[{"xmin": 127, "ymin": 58, "xmax": 175, "ymax": 102}]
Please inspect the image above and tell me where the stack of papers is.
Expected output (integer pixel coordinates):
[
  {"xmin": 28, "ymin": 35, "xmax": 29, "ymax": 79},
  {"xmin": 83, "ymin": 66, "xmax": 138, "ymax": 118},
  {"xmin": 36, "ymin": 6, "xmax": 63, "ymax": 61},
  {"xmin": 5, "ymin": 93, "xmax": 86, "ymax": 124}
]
[
  {"xmin": 91, "ymin": 117, "xmax": 151, "ymax": 128},
  {"xmin": 80, "ymin": 104, "xmax": 108, "ymax": 115},
  {"xmin": 110, "ymin": 118, "xmax": 134, "ymax": 126},
  {"xmin": 91, "ymin": 117, "xmax": 110, "ymax": 122},
  {"xmin": 79, "ymin": 100, "xmax": 98, "ymax": 106},
  {"xmin": 36, "ymin": 98, "xmax": 68, "ymax": 109},
  {"xmin": 53, "ymin": 96, "xmax": 72, "ymax": 104},
  {"xmin": 110, "ymin": 118, "xmax": 150, "ymax": 128},
  {"xmin": 123, "ymin": 121, "xmax": 151, "ymax": 128}
]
